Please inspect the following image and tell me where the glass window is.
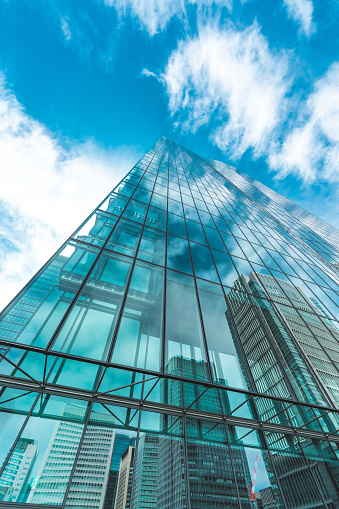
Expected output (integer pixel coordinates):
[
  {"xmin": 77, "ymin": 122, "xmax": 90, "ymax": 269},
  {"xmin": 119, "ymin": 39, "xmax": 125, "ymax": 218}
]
[
  {"xmin": 213, "ymin": 216, "xmax": 231, "ymax": 234},
  {"xmin": 197, "ymin": 279, "xmax": 247, "ymax": 389},
  {"xmin": 137, "ymin": 227, "xmax": 165, "ymax": 266},
  {"xmin": 167, "ymin": 234, "xmax": 193, "ymax": 275},
  {"xmin": 64, "ymin": 404, "xmax": 137, "ymax": 509},
  {"xmin": 186, "ymin": 219, "xmax": 207, "ymax": 245},
  {"xmin": 186, "ymin": 421, "xmax": 239, "ymax": 509},
  {"xmin": 50, "ymin": 252, "xmax": 132, "ymax": 361},
  {"xmin": 198, "ymin": 209, "xmax": 217, "ymax": 228},
  {"xmin": 100, "ymin": 193, "xmax": 129, "ymax": 216},
  {"xmin": 212, "ymin": 250, "xmax": 239, "ymax": 287},
  {"xmin": 1, "ymin": 395, "xmax": 88, "ymax": 505},
  {"xmin": 204, "ymin": 226, "xmax": 226, "ymax": 251},
  {"xmin": 106, "ymin": 219, "xmax": 142, "ymax": 257},
  {"xmin": 168, "ymin": 188, "xmax": 181, "ymax": 202},
  {"xmin": 168, "ymin": 197, "xmax": 183, "ymax": 216},
  {"xmin": 132, "ymin": 187, "xmax": 152, "ymax": 204},
  {"xmin": 111, "ymin": 262, "xmax": 164, "ymax": 372},
  {"xmin": 46, "ymin": 357, "xmax": 100, "ymax": 391},
  {"xmin": 181, "ymin": 194, "xmax": 195, "ymax": 207},
  {"xmin": 167, "ymin": 212, "xmax": 187, "ymax": 238},
  {"xmin": 0, "ymin": 241, "xmax": 99, "ymax": 348},
  {"xmin": 194, "ymin": 198, "xmax": 209, "ymax": 212},
  {"xmin": 72, "ymin": 210, "xmax": 118, "ymax": 247},
  {"xmin": 190, "ymin": 242, "xmax": 219, "ymax": 282},
  {"xmin": 165, "ymin": 270, "xmax": 209, "ymax": 381},
  {"xmin": 183, "ymin": 203, "xmax": 200, "ymax": 222},
  {"xmin": 113, "ymin": 181, "xmax": 136, "ymax": 198},
  {"xmin": 122, "ymin": 199, "xmax": 148, "ymax": 224},
  {"xmin": 146, "ymin": 206, "xmax": 166, "ymax": 231},
  {"xmin": 150, "ymin": 192, "xmax": 167, "ymax": 210}
]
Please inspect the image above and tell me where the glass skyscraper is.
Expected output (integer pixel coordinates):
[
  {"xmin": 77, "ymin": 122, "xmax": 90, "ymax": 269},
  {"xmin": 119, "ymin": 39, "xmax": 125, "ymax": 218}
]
[{"xmin": 0, "ymin": 136, "xmax": 339, "ymax": 508}]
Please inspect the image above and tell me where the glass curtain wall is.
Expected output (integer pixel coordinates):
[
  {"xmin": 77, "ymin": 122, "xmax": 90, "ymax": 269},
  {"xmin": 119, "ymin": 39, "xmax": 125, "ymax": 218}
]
[{"xmin": 1, "ymin": 137, "xmax": 339, "ymax": 508}]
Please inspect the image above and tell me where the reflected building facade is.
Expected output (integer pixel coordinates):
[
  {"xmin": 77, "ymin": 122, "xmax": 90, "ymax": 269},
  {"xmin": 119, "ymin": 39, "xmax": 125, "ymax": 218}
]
[
  {"xmin": 0, "ymin": 438, "xmax": 37, "ymax": 503},
  {"xmin": 226, "ymin": 272, "xmax": 339, "ymax": 508},
  {"xmin": 1, "ymin": 137, "xmax": 339, "ymax": 508}
]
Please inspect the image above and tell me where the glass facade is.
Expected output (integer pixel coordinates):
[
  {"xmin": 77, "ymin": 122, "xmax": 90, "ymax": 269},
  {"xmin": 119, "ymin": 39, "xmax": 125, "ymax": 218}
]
[{"xmin": 0, "ymin": 136, "xmax": 339, "ymax": 508}]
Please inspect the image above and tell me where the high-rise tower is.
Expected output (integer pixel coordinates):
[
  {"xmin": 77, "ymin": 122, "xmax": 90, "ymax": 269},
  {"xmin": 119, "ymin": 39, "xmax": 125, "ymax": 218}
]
[{"xmin": 0, "ymin": 137, "xmax": 339, "ymax": 508}]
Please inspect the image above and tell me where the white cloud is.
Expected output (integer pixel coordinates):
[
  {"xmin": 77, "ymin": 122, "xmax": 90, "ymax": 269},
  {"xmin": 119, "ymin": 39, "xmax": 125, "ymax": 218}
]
[
  {"xmin": 104, "ymin": 0, "xmax": 184, "ymax": 35},
  {"xmin": 283, "ymin": 0, "xmax": 315, "ymax": 37},
  {"xmin": 141, "ymin": 68, "xmax": 158, "ymax": 79},
  {"xmin": 104, "ymin": 0, "xmax": 232, "ymax": 36},
  {"xmin": 161, "ymin": 23, "xmax": 290, "ymax": 159},
  {"xmin": 0, "ymin": 74, "xmax": 141, "ymax": 311},
  {"xmin": 60, "ymin": 16, "xmax": 72, "ymax": 41},
  {"xmin": 270, "ymin": 62, "xmax": 339, "ymax": 183}
]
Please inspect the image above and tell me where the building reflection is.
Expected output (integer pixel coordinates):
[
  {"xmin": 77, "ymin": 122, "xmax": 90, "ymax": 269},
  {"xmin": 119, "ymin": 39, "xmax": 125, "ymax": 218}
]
[
  {"xmin": 0, "ymin": 437, "xmax": 37, "ymax": 502},
  {"xmin": 226, "ymin": 271, "xmax": 339, "ymax": 508}
]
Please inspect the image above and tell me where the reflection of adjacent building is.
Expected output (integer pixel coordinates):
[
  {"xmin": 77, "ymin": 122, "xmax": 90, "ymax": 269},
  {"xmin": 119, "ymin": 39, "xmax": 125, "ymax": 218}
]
[
  {"xmin": 114, "ymin": 445, "xmax": 134, "ymax": 509},
  {"xmin": 64, "ymin": 413, "xmax": 117, "ymax": 509},
  {"xmin": 226, "ymin": 271, "xmax": 339, "ymax": 508},
  {"xmin": 252, "ymin": 272, "xmax": 339, "ymax": 408},
  {"xmin": 28, "ymin": 404, "xmax": 117, "ymax": 508},
  {"xmin": 255, "ymin": 486, "xmax": 276, "ymax": 509},
  {"xmin": 159, "ymin": 356, "xmax": 254, "ymax": 509},
  {"xmin": 132, "ymin": 434, "xmax": 159, "ymax": 509},
  {"xmin": 27, "ymin": 404, "xmax": 86, "ymax": 505},
  {"xmin": 0, "ymin": 438, "xmax": 38, "ymax": 502},
  {"xmin": 104, "ymin": 433, "xmax": 136, "ymax": 509}
]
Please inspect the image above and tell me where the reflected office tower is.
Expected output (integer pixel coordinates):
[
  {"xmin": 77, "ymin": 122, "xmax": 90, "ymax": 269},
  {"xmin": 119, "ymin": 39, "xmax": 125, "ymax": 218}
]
[
  {"xmin": 159, "ymin": 357, "xmax": 254, "ymax": 509},
  {"xmin": 64, "ymin": 413, "xmax": 117, "ymax": 509},
  {"xmin": 132, "ymin": 434, "xmax": 159, "ymax": 509},
  {"xmin": 0, "ymin": 438, "xmax": 37, "ymax": 502},
  {"xmin": 240, "ymin": 271, "xmax": 339, "ymax": 408},
  {"xmin": 114, "ymin": 446, "xmax": 134, "ymax": 509},
  {"xmin": 256, "ymin": 487, "xmax": 276, "ymax": 509},
  {"xmin": 103, "ymin": 433, "xmax": 136, "ymax": 509},
  {"xmin": 226, "ymin": 272, "xmax": 339, "ymax": 508},
  {"xmin": 28, "ymin": 404, "xmax": 116, "ymax": 508},
  {"xmin": 1, "ymin": 137, "xmax": 339, "ymax": 507}
]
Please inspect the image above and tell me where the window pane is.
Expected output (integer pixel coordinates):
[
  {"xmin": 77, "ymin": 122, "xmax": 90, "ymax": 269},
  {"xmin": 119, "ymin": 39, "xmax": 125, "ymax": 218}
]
[
  {"xmin": 190, "ymin": 242, "xmax": 219, "ymax": 282},
  {"xmin": 167, "ymin": 235, "xmax": 193, "ymax": 275},
  {"xmin": 137, "ymin": 226, "xmax": 165, "ymax": 266},
  {"xmin": 111, "ymin": 262, "xmax": 164, "ymax": 371},
  {"xmin": 122, "ymin": 199, "xmax": 148, "ymax": 224},
  {"xmin": 167, "ymin": 212, "xmax": 187, "ymax": 238},
  {"xmin": 146, "ymin": 206, "xmax": 166, "ymax": 231},
  {"xmin": 51, "ymin": 252, "xmax": 132, "ymax": 361},
  {"xmin": 72, "ymin": 210, "xmax": 118, "ymax": 247},
  {"xmin": 212, "ymin": 250, "xmax": 239, "ymax": 287},
  {"xmin": 0, "ymin": 241, "xmax": 99, "ymax": 348},
  {"xmin": 165, "ymin": 270, "xmax": 209, "ymax": 381},
  {"xmin": 197, "ymin": 279, "xmax": 246, "ymax": 389},
  {"xmin": 106, "ymin": 219, "xmax": 142, "ymax": 257},
  {"xmin": 186, "ymin": 219, "xmax": 207, "ymax": 245}
]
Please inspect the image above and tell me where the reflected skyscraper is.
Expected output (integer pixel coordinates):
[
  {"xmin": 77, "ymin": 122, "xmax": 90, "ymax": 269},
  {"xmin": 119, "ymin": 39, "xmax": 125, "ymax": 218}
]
[
  {"xmin": 0, "ymin": 438, "xmax": 37, "ymax": 503},
  {"xmin": 226, "ymin": 272, "xmax": 339, "ymax": 508},
  {"xmin": 28, "ymin": 404, "xmax": 117, "ymax": 507},
  {"xmin": 114, "ymin": 446, "xmax": 134, "ymax": 509},
  {"xmin": 1, "ymin": 137, "xmax": 339, "ymax": 507}
]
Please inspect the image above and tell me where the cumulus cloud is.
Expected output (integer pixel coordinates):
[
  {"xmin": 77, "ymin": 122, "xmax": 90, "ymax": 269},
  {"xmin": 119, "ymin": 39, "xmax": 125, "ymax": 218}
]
[
  {"xmin": 104, "ymin": 0, "xmax": 232, "ymax": 36},
  {"xmin": 0, "ymin": 74, "xmax": 140, "ymax": 311},
  {"xmin": 162, "ymin": 23, "xmax": 290, "ymax": 159},
  {"xmin": 270, "ymin": 62, "xmax": 339, "ymax": 182},
  {"xmin": 283, "ymin": 0, "xmax": 315, "ymax": 37}
]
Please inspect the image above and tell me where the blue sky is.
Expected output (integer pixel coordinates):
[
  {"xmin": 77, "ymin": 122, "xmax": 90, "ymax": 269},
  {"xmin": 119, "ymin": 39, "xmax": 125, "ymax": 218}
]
[{"xmin": 1, "ymin": 0, "xmax": 339, "ymax": 308}]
